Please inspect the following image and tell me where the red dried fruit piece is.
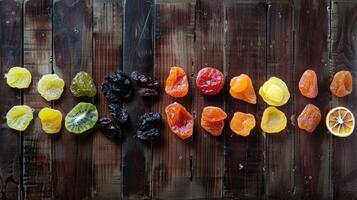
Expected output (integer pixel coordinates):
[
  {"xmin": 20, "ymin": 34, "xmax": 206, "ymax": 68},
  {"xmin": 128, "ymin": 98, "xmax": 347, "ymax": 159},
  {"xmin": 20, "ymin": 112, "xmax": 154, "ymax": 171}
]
[
  {"xmin": 196, "ymin": 67, "xmax": 225, "ymax": 95},
  {"xmin": 201, "ymin": 106, "xmax": 227, "ymax": 136},
  {"xmin": 297, "ymin": 104, "xmax": 321, "ymax": 133},
  {"xmin": 165, "ymin": 102, "xmax": 194, "ymax": 140},
  {"xmin": 299, "ymin": 69, "xmax": 318, "ymax": 98},
  {"xmin": 165, "ymin": 66, "xmax": 189, "ymax": 98},
  {"xmin": 330, "ymin": 70, "xmax": 353, "ymax": 97}
]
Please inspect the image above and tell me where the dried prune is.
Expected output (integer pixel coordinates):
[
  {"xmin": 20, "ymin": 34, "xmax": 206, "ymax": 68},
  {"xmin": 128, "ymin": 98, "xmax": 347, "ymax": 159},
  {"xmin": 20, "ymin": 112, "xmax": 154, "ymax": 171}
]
[
  {"xmin": 98, "ymin": 117, "xmax": 122, "ymax": 139},
  {"xmin": 138, "ymin": 88, "xmax": 159, "ymax": 97},
  {"xmin": 101, "ymin": 71, "xmax": 132, "ymax": 103},
  {"xmin": 131, "ymin": 71, "xmax": 160, "ymax": 90},
  {"xmin": 108, "ymin": 104, "xmax": 129, "ymax": 123},
  {"xmin": 136, "ymin": 112, "xmax": 161, "ymax": 140}
]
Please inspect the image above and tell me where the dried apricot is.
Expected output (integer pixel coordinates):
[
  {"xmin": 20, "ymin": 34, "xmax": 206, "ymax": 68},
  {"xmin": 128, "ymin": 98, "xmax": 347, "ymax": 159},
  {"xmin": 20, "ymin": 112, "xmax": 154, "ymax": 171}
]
[
  {"xmin": 297, "ymin": 104, "xmax": 321, "ymax": 133},
  {"xmin": 201, "ymin": 106, "xmax": 227, "ymax": 136},
  {"xmin": 261, "ymin": 106, "xmax": 287, "ymax": 133},
  {"xmin": 165, "ymin": 67, "xmax": 189, "ymax": 98},
  {"xmin": 165, "ymin": 102, "xmax": 193, "ymax": 140},
  {"xmin": 330, "ymin": 70, "xmax": 352, "ymax": 97},
  {"xmin": 196, "ymin": 67, "xmax": 225, "ymax": 95},
  {"xmin": 230, "ymin": 112, "xmax": 256, "ymax": 136},
  {"xmin": 229, "ymin": 74, "xmax": 256, "ymax": 104},
  {"xmin": 259, "ymin": 77, "xmax": 290, "ymax": 106},
  {"xmin": 299, "ymin": 69, "xmax": 318, "ymax": 98}
]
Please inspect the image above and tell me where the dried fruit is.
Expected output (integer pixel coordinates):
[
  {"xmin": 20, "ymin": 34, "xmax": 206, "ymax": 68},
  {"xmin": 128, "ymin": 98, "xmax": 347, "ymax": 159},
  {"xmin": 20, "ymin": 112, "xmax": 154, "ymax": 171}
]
[
  {"xmin": 98, "ymin": 117, "xmax": 122, "ymax": 139},
  {"xmin": 299, "ymin": 69, "xmax": 318, "ymax": 98},
  {"xmin": 108, "ymin": 104, "xmax": 129, "ymax": 123},
  {"xmin": 37, "ymin": 74, "xmax": 65, "ymax": 101},
  {"xmin": 6, "ymin": 105, "xmax": 33, "ymax": 131},
  {"xmin": 297, "ymin": 104, "xmax": 321, "ymax": 133},
  {"xmin": 196, "ymin": 67, "xmax": 225, "ymax": 95},
  {"xmin": 259, "ymin": 77, "xmax": 290, "ymax": 106},
  {"xmin": 261, "ymin": 106, "xmax": 287, "ymax": 133},
  {"xmin": 330, "ymin": 70, "xmax": 353, "ymax": 97},
  {"xmin": 230, "ymin": 112, "xmax": 256, "ymax": 136},
  {"xmin": 38, "ymin": 107, "xmax": 63, "ymax": 134},
  {"xmin": 65, "ymin": 102, "xmax": 98, "ymax": 134},
  {"xmin": 70, "ymin": 71, "xmax": 97, "ymax": 98},
  {"xmin": 136, "ymin": 112, "xmax": 161, "ymax": 140},
  {"xmin": 138, "ymin": 88, "xmax": 159, "ymax": 97},
  {"xmin": 326, "ymin": 107, "xmax": 355, "ymax": 137},
  {"xmin": 229, "ymin": 74, "xmax": 256, "ymax": 104},
  {"xmin": 131, "ymin": 71, "xmax": 160, "ymax": 90},
  {"xmin": 165, "ymin": 66, "xmax": 189, "ymax": 98},
  {"xmin": 201, "ymin": 106, "xmax": 227, "ymax": 136},
  {"xmin": 101, "ymin": 71, "xmax": 132, "ymax": 102},
  {"xmin": 165, "ymin": 102, "xmax": 193, "ymax": 140},
  {"xmin": 6, "ymin": 67, "xmax": 32, "ymax": 89}
]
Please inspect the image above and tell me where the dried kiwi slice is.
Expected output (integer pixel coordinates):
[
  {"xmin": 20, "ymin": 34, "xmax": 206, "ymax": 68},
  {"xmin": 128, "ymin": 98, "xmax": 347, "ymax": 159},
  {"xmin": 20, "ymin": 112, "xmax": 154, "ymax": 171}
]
[
  {"xmin": 65, "ymin": 102, "xmax": 98, "ymax": 134},
  {"xmin": 70, "ymin": 71, "xmax": 97, "ymax": 98},
  {"xmin": 6, "ymin": 105, "xmax": 34, "ymax": 131}
]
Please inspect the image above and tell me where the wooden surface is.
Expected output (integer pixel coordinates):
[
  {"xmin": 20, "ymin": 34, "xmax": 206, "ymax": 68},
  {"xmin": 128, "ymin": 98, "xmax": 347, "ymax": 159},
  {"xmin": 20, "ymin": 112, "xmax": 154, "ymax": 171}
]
[{"xmin": 0, "ymin": 0, "xmax": 356, "ymax": 199}]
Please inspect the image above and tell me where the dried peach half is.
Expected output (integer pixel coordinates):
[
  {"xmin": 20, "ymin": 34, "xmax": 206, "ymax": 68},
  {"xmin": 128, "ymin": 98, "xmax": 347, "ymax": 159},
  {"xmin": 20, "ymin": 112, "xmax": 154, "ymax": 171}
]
[
  {"xmin": 165, "ymin": 102, "xmax": 193, "ymax": 140},
  {"xmin": 201, "ymin": 106, "xmax": 227, "ymax": 136},
  {"xmin": 230, "ymin": 112, "xmax": 256, "ymax": 136}
]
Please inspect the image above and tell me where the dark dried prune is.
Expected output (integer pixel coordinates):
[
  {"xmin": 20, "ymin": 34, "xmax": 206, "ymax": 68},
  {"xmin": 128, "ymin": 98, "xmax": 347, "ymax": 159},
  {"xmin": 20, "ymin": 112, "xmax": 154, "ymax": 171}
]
[
  {"xmin": 138, "ymin": 88, "xmax": 159, "ymax": 97},
  {"xmin": 108, "ymin": 104, "xmax": 129, "ymax": 123},
  {"xmin": 98, "ymin": 117, "xmax": 122, "ymax": 139},
  {"xmin": 131, "ymin": 71, "xmax": 160, "ymax": 90},
  {"xmin": 136, "ymin": 128, "xmax": 160, "ymax": 140},
  {"xmin": 101, "ymin": 71, "xmax": 132, "ymax": 103}
]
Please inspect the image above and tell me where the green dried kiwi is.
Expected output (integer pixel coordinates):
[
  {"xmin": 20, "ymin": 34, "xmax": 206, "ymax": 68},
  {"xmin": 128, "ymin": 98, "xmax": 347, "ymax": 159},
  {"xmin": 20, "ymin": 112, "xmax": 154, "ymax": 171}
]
[
  {"xmin": 70, "ymin": 71, "xmax": 97, "ymax": 97},
  {"xmin": 65, "ymin": 102, "xmax": 98, "ymax": 134}
]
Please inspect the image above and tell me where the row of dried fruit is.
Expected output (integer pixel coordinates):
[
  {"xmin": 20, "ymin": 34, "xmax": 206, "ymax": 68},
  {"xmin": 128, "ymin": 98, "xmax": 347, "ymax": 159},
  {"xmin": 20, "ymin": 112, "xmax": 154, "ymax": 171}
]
[{"xmin": 164, "ymin": 66, "xmax": 355, "ymax": 138}]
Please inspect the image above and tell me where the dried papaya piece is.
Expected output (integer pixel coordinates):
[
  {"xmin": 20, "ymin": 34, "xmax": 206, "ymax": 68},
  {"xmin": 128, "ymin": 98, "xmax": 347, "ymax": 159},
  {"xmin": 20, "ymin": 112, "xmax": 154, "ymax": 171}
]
[
  {"xmin": 299, "ymin": 69, "xmax": 318, "ymax": 98},
  {"xmin": 259, "ymin": 77, "xmax": 290, "ymax": 106},
  {"xmin": 201, "ymin": 106, "xmax": 227, "ymax": 136},
  {"xmin": 230, "ymin": 112, "xmax": 256, "ymax": 136},
  {"xmin": 330, "ymin": 70, "xmax": 352, "ymax": 97},
  {"xmin": 165, "ymin": 66, "xmax": 189, "ymax": 98},
  {"xmin": 165, "ymin": 102, "xmax": 193, "ymax": 140},
  {"xmin": 297, "ymin": 104, "xmax": 321, "ymax": 133},
  {"xmin": 229, "ymin": 74, "xmax": 256, "ymax": 104}
]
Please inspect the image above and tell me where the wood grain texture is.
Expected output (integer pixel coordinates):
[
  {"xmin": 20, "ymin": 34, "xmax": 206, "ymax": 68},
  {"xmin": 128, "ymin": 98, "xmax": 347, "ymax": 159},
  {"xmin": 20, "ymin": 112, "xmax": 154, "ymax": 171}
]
[
  {"xmin": 152, "ymin": 1, "xmax": 196, "ymax": 199},
  {"xmin": 265, "ymin": 0, "xmax": 294, "ymax": 198},
  {"xmin": 92, "ymin": 0, "xmax": 122, "ymax": 199},
  {"xmin": 22, "ymin": 0, "xmax": 53, "ymax": 199},
  {"xmin": 0, "ymin": 0, "xmax": 22, "ymax": 199},
  {"xmin": 331, "ymin": 0, "xmax": 357, "ymax": 199},
  {"xmin": 223, "ymin": 1, "xmax": 266, "ymax": 199},
  {"xmin": 52, "ymin": 0, "xmax": 93, "ymax": 199},
  {"xmin": 122, "ymin": 0, "xmax": 153, "ymax": 198},
  {"xmin": 294, "ymin": 0, "xmax": 332, "ymax": 199},
  {"xmin": 192, "ymin": 0, "xmax": 224, "ymax": 198}
]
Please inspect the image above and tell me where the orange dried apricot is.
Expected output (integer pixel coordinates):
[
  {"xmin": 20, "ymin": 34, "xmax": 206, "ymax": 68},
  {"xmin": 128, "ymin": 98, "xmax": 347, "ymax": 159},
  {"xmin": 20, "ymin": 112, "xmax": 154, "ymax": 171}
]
[
  {"xmin": 165, "ymin": 102, "xmax": 193, "ymax": 140},
  {"xmin": 165, "ymin": 66, "xmax": 189, "ymax": 98},
  {"xmin": 299, "ymin": 69, "xmax": 318, "ymax": 98},
  {"xmin": 201, "ymin": 106, "xmax": 227, "ymax": 136},
  {"xmin": 230, "ymin": 112, "xmax": 256, "ymax": 136},
  {"xmin": 330, "ymin": 70, "xmax": 353, "ymax": 97},
  {"xmin": 297, "ymin": 104, "xmax": 321, "ymax": 133},
  {"xmin": 229, "ymin": 74, "xmax": 256, "ymax": 104}
]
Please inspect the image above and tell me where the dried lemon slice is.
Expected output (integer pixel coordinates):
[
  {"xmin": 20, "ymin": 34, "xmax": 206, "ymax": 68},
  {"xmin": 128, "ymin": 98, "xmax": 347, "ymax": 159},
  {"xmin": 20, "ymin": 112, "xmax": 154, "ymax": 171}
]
[
  {"xmin": 37, "ymin": 74, "xmax": 65, "ymax": 101},
  {"xmin": 39, "ymin": 107, "xmax": 63, "ymax": 134},
  {"xmin": 6, "ymin": 67, "xmax": 32, "ymax": 89},
  {"xmin": 6, "ymin": 105, "xmax": 33, "ymax": 131},
  {"xmin": 326, "ymin": 107, "xmax": 355, "ymax": 137}
]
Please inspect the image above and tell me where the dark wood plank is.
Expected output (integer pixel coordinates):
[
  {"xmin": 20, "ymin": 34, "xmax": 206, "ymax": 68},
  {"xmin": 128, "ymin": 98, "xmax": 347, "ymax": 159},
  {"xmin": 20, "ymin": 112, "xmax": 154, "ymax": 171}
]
[
  {"xmin": 331, "ymin": 0, "xmax": 357, "ymax": 199},
  {"xmin": 52, "ymin": 0, "xmax": 93, "ymax": 199},
  {"xmin": 22, "ymin": 0, "xmax": 53, "ymax": 199},
  {"xmin": 223, "ymin": 1, "xmax": 266, "ymax": 199},
  {"xmin": 265, "ymin": 0, "xmax": 294, "ymax": 198},
  {"xmin": 192, "ymin": 0, "xmax": 224, "ymax": 198},
  {"xmin": 122, "ymin": 0, "xmax": 153, "ymax": 198},
  {"xmin": 92, "ymin": 0, "xmax": 122, "ymax": 198},
  {"xmin": 152, "ymin": 1, "xmax": 196, "ymax": 199},
  {"xmin": 294, "ymin": 0, "xmax": 332, "ymax": 199},
  {"xmin": 0, "ymin": 1, "xmax": 22, "ymax": 199}
]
